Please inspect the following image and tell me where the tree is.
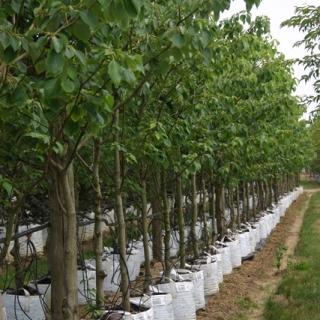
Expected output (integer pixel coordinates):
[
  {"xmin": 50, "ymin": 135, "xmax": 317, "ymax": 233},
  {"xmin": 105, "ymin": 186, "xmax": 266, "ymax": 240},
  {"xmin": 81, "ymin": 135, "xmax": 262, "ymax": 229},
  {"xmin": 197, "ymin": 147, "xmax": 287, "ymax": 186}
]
[{"xmin": 281, "ymin": 5, "xmax": 320, "ymax": 110}]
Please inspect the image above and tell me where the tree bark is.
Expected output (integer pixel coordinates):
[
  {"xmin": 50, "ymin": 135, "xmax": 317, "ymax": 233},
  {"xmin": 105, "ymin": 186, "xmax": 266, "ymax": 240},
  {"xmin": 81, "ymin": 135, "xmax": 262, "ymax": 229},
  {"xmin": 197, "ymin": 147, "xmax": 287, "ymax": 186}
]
[
  {"xmin": 251, "ymin": 182, "xmax": 256, "ymax": 220},
  {"xmin": 92, "ymin": 137, "xmax": 105, "ymax": 308},
  {"xmin": 139, "ymin": 165, "xmax": 151, "ymax": 293},
  {"xmin": 190, "ymin": 173, "xmax": 199, "ymax": 257},
  {"xmin": 236, "ymin": 186, "xmax": 241, "ymax": 228},
  {"xmin": 209, "ymin": 172, "xmax": 216, "ymax": 243},
  {"xmin": 161, "ymin": 168, "xmax": 171, "ymax": 277},
  {"xmin": 176, "ymin": 174, "xmax": 185, "ymax": 268},
  {"xmin": 150, "ymin": 170, "xmax": 163, "ymax": 262},
  {"xmin": 113, "ymin": 109, "xmax": 130, "ymax": 311},
  {"xmin": 48, "ymin": 158, "xmax": 78, "ymax": 320},
  {"xmin": 201, "ymin": 173, "xmax": 208, "ymax": 249}
]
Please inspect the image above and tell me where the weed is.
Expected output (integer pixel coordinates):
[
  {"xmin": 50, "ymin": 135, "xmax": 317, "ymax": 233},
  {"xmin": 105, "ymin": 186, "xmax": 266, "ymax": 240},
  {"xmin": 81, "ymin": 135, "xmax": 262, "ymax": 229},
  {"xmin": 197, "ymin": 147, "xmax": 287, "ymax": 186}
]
[
  {"xmin": 237, "ymin": 296, "xmax": 258, "ymax": 310},
  {"xmin": 292, "ymin": 261, "xmax": 311, "ymax": 271},
  {"xmin": 275, "ymin": 243, "xmax": 287, "ymax": 270}
]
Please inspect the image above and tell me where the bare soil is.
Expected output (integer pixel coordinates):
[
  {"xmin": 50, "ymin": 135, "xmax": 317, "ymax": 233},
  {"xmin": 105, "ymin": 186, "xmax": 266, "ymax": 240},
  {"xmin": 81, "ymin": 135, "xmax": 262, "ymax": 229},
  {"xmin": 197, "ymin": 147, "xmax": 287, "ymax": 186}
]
[{"xmin": 197, "ymin": 186, "xmax": 318, "ymax": 320}]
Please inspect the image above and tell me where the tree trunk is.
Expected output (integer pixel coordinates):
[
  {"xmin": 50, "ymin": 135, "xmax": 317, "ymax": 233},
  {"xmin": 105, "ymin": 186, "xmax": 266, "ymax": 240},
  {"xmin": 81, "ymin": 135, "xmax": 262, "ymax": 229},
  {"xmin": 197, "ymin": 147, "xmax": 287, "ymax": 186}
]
[
  {"xmin": 236, "ymin": 186, "xmax": 241, "ymax": 228},
  {"xmin": 190, "ymin": 173, "xmax": 199, "ymax": 257},
  {"xmin": 92, "ymin": 137, "xmax": 105, "ymax": 309},
  {"xmin": 0, "ymin": 205, "xmax": 20, "ymax": 264},
  {"xmin": 251, "ymin": 182, "xmax": 256, "ymax": 220},
  {"xmin": 245, "ymin": 182, "xmax": 250, "ymax": 221},
  {"xmin": 209, "ymin": 172, "xmax": 216, "ymax": 243},
  {"xmin": 241, "ymin": 182, "xmax": 246, "ymax": 223},
  {"xmin": 151, "ymin": 170, "xmax": 163, "ymax": 262},
  {"xmin": 139, "ymin": 166, "xmax": 151, "ymax": 293},
  {"xmin": 113, "ymin": 109, "xmax": 130, "ymax": 312},
  {"xmin": 273, "ymin": 177, "xmax": 278, "ymax": 204},
  {"xmin": 11, "ymin": 232, "xmax": 23, "ymax": 289},
  {"xmin": 228, "ymin": 186, "xmax": 235, "ymax": 231},
  {"xmin": 201, "ymin": 173, "xmax": 208, "ymax": 249},
  {"xmin": 176, "ymin": 174, "xmax": 185, "ymax": 268},
  {"xmin": 215, "ymin": 180, "xmax": 226, "ymax": 237},
  {"xmin": 47, "ymin": 159, "xmax": 78, "ymax": 320},
  {"xmin": 161, "ymin": 168, "xmax": 171, "ymax": 277}
]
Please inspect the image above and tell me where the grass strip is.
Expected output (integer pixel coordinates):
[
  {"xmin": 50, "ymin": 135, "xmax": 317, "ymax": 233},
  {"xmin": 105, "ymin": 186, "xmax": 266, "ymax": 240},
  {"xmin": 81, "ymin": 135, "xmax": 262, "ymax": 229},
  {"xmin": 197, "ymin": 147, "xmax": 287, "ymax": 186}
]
[
  {"xmin": 264, "ymin": 191, "xmax": 320, "ymax": 320},
  {"xmin": 299, "ymin": 175, "xmax": 319, "ymax": 189}
]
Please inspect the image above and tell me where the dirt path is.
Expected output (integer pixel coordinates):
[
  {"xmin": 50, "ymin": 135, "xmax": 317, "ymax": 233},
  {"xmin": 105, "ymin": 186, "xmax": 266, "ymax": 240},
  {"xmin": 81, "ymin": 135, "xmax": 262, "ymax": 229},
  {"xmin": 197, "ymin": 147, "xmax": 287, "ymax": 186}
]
[
  {"xmin": 245, "ymin": 189, "xmax": 317, "ymax": 320},
  {"xmin": 197, "ymin": 187, "xmax": 319, "ymax": 320}
]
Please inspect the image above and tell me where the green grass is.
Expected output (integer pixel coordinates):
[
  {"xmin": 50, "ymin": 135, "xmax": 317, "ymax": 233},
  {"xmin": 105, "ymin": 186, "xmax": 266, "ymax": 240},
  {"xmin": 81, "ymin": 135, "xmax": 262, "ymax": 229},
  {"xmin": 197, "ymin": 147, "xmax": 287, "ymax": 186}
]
[
  {"xmin": 299, "ymin": 175, "xmax": 319, "ymax": 189},
  {"xmin": 263, "ymin": 191, "xmax": 320, "ymax": 320},
  {"xmin": 237, "ymin": 296, "xmax": 258, "ymax": 310},
  {"xmin": 0, "ymin": 258, "xmax": 48, "ymax": 290}
]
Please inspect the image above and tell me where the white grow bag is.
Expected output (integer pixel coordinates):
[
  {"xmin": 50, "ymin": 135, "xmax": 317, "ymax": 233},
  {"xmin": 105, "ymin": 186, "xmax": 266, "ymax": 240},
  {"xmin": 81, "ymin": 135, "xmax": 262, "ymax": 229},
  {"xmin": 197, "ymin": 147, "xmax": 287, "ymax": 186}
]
[
  {"xmin": 151, "ymin": 293, "xmax": 174, "ymax": 320},
  {"xmin": 177, "ymin": 269, "xmax": 205, "ymax": 311},
  {"xmin": 100, "ymin": 310, "xmax": 133, "ymax": 320},
  {"xmin": 213, "ymin": 243, "xmax": 232, "ymax": 275},
  {"xmin": 85, "ymin": 257, "xmax": 120, "ymax": 292},
  {"xmin": 258, "ymin": 216, "xmax": 268, "ymax": 239},
  {"xmin": 133, "ymin": 240, "xmax": 153, "ymax": 264},
  {"xmin": 130, "ymin": 295, "xmax": 154, "ymax": 320},
  {"xmin": 150, "ymin": 278, "xmax": 196, "ymax": 320},
  {"xmin": 131, "ymin": 293, "xmax": 173, "ymax": 320},
  {"xmin": 223, "ymin": 237, "xmax": 241, "ymax": 269},
  {"xmin": 111, "ymin": 250, "xmax": 140, "ymax": 282},
  {"xmin": 188, "ymin": 255, "xmax": 219, "ymax": 296},
  {"xmin": 3, "ymin": 288, "xmax": 45, "ymax": 320},
  {"xmin": 236, "ymin": 231, "xmax": 251, "ymax": 257}
]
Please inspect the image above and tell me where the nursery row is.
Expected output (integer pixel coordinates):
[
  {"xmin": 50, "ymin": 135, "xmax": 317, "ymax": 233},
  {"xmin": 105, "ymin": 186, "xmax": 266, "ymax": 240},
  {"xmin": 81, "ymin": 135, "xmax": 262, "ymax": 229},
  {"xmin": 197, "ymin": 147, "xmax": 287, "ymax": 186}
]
[{"xmin": 0, "ymin": 187, "xmax": 303, "ymax": 319}]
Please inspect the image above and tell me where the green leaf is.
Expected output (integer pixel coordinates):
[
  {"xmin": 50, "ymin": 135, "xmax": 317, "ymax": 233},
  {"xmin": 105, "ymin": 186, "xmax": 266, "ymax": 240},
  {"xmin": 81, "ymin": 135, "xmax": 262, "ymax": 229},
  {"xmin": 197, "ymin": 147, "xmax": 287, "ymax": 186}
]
[
  {"xmin": 65, "ymin": 119, "xmax": 82, "ymax": 136},
  {"xmin": 0, "ymin": 33, "xmax": 10, "ymax": 49},
  {"xmin": 124, "ymin": 55, "xmax": 137, "ymax": 71},
  {"xmin": 172, "ymin": 34, "xmax": 186, "ymax": 48},
  {"xmin": 202, "ymin": 47, "xmax": 212, "ymax": 60},
  {"xmin": 51, "ymin": 36, "xmax": 63, "ymax": 53},
  {"xmin": 74, "ymin": 49, "xmax": 86, "ymax": 65},
  {"xmin": 123, "ymin": 68, "xmax": 136, "ymax": 84},
  {"xmin": 11, "ymin": 86, "xmax": 27, "ymax": 105},
  {"xmin": 105, "ymin": 94, "xmax": 114, "ymax": 109},
  {"xmin": 61, "ymin": 78, "xmax": 75, "ymax": 93},
  {"xmin": 44, "ymin": 78, "xmax": 61, "ymax": 99},
  {"xmin": 108, "ymin": 60, "xmax": 123, "ymax": 87},
  {"xmin": 73, "ymin": 20, "xmax": 91, "ymax": 42},
  {"xmin": 45, "ymin": 49, "xmax": 64, "ymax": 74},
  {"xmin": 3, "ymin": 46, "xmax": 19, "ymax": 63},
  {"xmin": 79, "ymin": 10, "xmax": 98, "ymax": 28},
  {"xmin": 84, "ymin": 104, "xmax": 105, "ymax": 126},
  {"xmin": 164, "ymin": 139, "xmax": 172, "ymax": 148},
  {"xmin": 122, "ymin": 0, "xmax": 138, "ymax": 18},
  {"xmin": 201, "ymin": 30, "xmax": 212, "ymax": 48},
  {"xmin": 10, "ymin": 36, "xmax": 20, "ymax": 52},
  {"xmin": 156, "ymin": 154, "xmax": 166, "ymax": 164},
  {"xmin": 34, "ymin": 60, "xmax": 46, "ymax": 74},
  {"xmin": 69, "ymin": 105, "xmax": 85, "ymax": 122},
  {"xmin": 3, "ymin": 181, "xmax": 13, "ymax": 197}
]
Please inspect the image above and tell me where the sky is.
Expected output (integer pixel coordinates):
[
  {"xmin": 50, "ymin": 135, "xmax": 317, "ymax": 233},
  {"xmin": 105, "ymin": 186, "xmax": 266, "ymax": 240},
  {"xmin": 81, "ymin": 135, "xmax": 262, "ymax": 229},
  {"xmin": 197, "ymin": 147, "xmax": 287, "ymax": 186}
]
[{"xmin": 221, "ymin": 0, "xmax": 319, "ymax": 119}]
